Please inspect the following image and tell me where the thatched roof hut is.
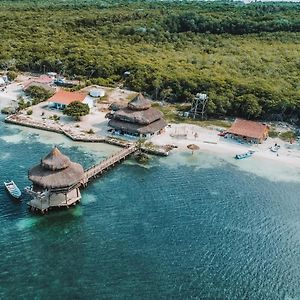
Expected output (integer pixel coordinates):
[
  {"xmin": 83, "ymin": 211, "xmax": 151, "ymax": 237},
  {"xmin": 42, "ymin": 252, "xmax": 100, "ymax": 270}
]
[
  {"xmin": 109, "ymin": 102, "xmax": 127, "ymax": 111},
  {"xmin": 29, "ymin": 147, "xmax": 84, "ymax": 189},
  {"xmin": 112, "ymin": 107, "xmax": 163, "ymax": 125},
  {"xmin": 108, "ymin": 118, "xmax": 167, "ymax": 135},
  {"xmin": 128, "ymin": 93, "xmax": 151, "ymax": 111},
  {"xmin": 107, "ymin": 93, "xmax": 166, "ymax": 136}
]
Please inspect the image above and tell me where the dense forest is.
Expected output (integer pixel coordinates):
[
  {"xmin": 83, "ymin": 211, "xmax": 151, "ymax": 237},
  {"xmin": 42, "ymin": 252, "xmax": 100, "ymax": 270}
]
[{"xmin": 0, "ymin": 0, "xmax": 299, "ymax": 121}]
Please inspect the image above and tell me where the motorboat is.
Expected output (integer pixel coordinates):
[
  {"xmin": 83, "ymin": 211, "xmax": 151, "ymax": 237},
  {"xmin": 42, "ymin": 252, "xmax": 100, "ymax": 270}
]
[
  {"xmin": 235, "ymin": 150, "xmax": 255, "ymax": 160},
  {"xmin": 4, "ymin": 180, "xmax": 22, "ymax": 199},
  {"xmin": 270, "ymin": 145, "xmax": 280, "ymax": 152}
]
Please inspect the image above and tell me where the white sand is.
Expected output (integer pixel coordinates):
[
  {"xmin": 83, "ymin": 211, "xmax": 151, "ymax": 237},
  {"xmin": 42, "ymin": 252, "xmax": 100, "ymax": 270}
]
[
  {"xmin": 3, "ymin": 78, "xmax": 300, "ymax": 177},
  {"xmin": 0, "ymin": 82, "xmax": 25, "ymax": 109},
  {"xmin": 150, "ymin": 123, "xmax": 300, "ymax": 169}
]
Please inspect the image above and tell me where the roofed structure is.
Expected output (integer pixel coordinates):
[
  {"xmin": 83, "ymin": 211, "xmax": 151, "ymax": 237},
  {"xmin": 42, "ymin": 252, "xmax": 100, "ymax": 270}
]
[
  {"xmin": 29, "ymin": 147, "xmax": 84, "ymax": 190},
  {"xmin": 23, "ymin": 75, "xmax": 53, "ymax": 90},
  {"xmin": 107, "ymin": 93, "xmax": 166, "ymax": 137},
  {"xmin": 27, "ymin": 147, "xmax": 84, "ymax": 213},
  {"xmin": 113, "ymin": 107, "xmax": 163, "ymax": 125},
  {"xmin": 128, "ymin": 93, "xmax": 151, "ymax": 111},
  {"xmin": 23, "ymin": 81, "xmax": 56, "ymax": 93},
  {"xmin": 227, "ymin": 119, "xmax": 269, "ymax": 143},
  {"xmin": 48, "ymin": 90, "xmax": 87, "ymax": 106},
  {"xmin": 109, "ymin": 118, "xmax": 167, "ymax": 135},
  {"xmin": 109, "ymin": 102, "xmax": 127, "ymax": 111}
]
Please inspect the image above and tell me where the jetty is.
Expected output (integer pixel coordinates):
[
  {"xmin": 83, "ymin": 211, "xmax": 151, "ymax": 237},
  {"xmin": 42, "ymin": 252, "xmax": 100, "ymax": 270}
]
[
  {"xmin": 82, "ymin": 144, "xmax": 136, "ymax": 185},
  {"xmin": 26, "ymin": 145, "xmax": 137, "ymax": 213},
  {"xmin": 4, "ymin": 114, "xmax": 169, "ymax": 156}
]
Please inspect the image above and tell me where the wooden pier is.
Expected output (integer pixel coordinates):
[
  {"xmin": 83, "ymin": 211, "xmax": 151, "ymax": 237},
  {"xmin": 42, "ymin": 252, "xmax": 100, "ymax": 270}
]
[{"xmin": 82, "ymin": 144, "xmax": 137, "ymax": 185}]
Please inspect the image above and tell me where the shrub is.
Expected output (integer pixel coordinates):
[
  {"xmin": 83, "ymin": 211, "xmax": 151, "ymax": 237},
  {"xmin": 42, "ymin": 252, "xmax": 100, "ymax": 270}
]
[
  {"xmin": 279, "ymin": 131, "xmax": 296, "ymax": 142},
  {"xmin": 7, "ymin": 71, "xmax": 18, "ymax": 81},
  {"xmin": 63, "ymin": 101, "xmax": 90, "ymax": 120},
  {"xmin": 86, "ymin": 128, "xmax": 95, "ymax": 134},
  {"xmin": 25, "ymin": 86, "xmax": 53, "ymax": 105},
  {"xmin": 268, "ymin": 129, "xmax": 279, "ymax": 138}
]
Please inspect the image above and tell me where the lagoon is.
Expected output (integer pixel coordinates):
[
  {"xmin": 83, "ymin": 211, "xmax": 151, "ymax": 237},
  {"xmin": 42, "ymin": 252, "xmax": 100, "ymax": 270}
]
[{"xmin": 0, "ymin": 121, "xmax": 300, "ymax": 299}]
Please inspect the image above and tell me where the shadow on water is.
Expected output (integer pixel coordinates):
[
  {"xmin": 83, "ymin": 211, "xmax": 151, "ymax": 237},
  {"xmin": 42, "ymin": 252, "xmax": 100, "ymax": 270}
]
[{"xmin": 16, "ymin": 205, "xmax": 83, "ymax": 231}]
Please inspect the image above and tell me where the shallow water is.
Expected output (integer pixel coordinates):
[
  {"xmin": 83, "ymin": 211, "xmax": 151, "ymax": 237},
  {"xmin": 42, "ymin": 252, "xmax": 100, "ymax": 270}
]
[{"xmin": 0, "ymin": 121, "xmax": 300, "ymax": 299}]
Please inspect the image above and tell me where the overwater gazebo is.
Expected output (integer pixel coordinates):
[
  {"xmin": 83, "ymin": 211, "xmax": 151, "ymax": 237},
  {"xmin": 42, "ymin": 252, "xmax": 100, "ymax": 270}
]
[{"xmin": 27, "ymin": 147, "xmax": 84, "ymax": 213}]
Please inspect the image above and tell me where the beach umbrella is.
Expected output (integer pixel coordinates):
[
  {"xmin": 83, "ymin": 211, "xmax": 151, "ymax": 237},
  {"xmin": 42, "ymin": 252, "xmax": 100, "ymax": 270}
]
[{"xmin": 187, "ymin": 144, "xmax": 199, "ymax": 154}]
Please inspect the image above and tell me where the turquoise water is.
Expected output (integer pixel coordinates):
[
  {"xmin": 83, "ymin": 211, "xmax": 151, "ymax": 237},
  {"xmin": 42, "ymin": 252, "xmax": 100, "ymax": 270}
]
[{"xmin": 0, "ymin": 120, "xmax": 300, "ymax": 299}]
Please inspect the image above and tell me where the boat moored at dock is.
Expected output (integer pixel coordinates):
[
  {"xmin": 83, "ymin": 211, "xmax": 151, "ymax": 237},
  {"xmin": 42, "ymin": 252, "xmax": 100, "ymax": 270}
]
[{"xmin": 4, "ymin": 180, "xmax": 22, "ymax": 199}]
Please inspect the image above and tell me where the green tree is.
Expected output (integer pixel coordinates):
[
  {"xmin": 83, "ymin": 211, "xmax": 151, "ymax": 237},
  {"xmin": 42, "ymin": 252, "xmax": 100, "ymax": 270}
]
[
  {"xmin": 233, "ymin": 94, "xmax": 262, "ymax": 119},
  {"xmin": 63, "ymin": 101, "xmax": 89, "ymax": 120},
  {"xmin": 25, "ymin": 86, "xmax": 53, "ymax": 105}
]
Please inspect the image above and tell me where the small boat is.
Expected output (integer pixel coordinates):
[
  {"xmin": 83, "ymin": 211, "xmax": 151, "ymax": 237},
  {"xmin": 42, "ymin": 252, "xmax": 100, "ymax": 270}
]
[
  {"xmin": 270, "ymin": 145, "xmax": 280, "ymax": 153},
  {"xmin": 4, "ymin": 181, "xmax": 22, "ymax": 199},
  {"xmin": 235, "ymin": 150, "xmax": 255, "ymax": 160}
]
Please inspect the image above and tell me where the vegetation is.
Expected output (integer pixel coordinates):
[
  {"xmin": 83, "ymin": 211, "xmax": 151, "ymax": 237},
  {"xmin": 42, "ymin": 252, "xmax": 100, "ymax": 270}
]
[
  {"xmin": 279, "ymin": 130, "xmax": 296, "ymax": 142},
  {"xmin": 7, "ymin": 71, "xmax": 18, "ymax": 81},
  {"xmin": 17, "ymin": 96, "xmax": 31, "ymax": 110},
  {"xmin": 63, "ymin": 101, "xmax": 90, "ymax": 120},
  {"xmin": 25, "ymin": 86, "xmax": 53, "ymax": 105},
  {"xmin": 0, "ymin": 1, "xmax": 300, "ymax": 121},
  {"xmin": 49, "ymin": 114, "xmax": 60, "ymax": 121},
  {"xmin": 268, "ymin": 129, "xmax": 280, "ymax": 138},
  {"xmin": 26, "ymin": 109, "xmax": 33, "ymax": 115},
  {"xmin": 1, "ymin": 106, "xmax": 15, "ymax": 114},
  {"xmin": 153, "ymin": 103, "xmax": 231, "ymax": 127},
  {"xmin": 86, "ymin": 128, "xmax": 95, "ymax": 134}
]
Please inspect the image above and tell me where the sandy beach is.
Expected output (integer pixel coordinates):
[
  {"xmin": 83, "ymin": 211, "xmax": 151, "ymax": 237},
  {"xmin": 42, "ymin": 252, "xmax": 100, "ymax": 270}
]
[
  {"xmin": 150, "ymin": 123, "xmax": 300, "ymax": 169},
  {"xmin": 1, "ymin": 79, "xmax": 299, "ymax": 171}
]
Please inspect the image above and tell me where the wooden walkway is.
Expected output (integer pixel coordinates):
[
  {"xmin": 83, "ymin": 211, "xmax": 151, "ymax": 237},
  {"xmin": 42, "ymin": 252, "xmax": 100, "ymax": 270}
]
[{"xmin": 82, "ymin": 144, "xmax": 137, "ymax": 185}]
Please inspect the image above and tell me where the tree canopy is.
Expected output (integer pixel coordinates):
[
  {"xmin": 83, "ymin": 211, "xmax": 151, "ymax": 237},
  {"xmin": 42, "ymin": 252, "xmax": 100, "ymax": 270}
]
[
  {"xmin": 0, "ymin": 0, "xmax": 299, "ymax": 121},
  {"xmin": 25, "ymin": 86, "xmax": 54, "ymax": 105},
  {"xmin": 63, "ymin": 101, "xmax": 90, "ymax": 120}
]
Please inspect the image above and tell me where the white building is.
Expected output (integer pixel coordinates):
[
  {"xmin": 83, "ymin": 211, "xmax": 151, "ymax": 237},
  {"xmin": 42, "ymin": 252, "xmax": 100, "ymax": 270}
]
[{"xmin": 48, "ymin": 90, "xmax": 94, "ymax": 110}]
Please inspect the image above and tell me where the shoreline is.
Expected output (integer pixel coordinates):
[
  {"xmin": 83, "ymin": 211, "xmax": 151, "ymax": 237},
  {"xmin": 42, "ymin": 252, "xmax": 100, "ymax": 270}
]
[
  {"xmin": 3, "ymin": 114, "xmax": 169, "ymax": 156},
  {"xmin": 4, "ymin": 112, "xmax": 300, "ymax": 168},
  {"xmin": 2, "ymin": 114, "xmax": 300, "ymax": 183},
  {"xmin": 150, "ymin": 123, "xmax": 300, "ymax": 169}
]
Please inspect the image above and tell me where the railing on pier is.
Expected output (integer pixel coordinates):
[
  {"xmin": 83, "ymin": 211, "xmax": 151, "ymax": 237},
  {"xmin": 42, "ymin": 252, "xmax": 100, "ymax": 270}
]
[{"xmin": 83, "ymin": 145, "xmax": 137, "ymax": 184}]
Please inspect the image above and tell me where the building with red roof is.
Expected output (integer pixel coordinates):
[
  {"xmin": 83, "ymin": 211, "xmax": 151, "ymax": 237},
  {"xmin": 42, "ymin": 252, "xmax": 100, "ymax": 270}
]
[
  {"xmin": 48, "ymin": 90, "xmax": 90, "ymax": 110},
  {"xmin": 23, "ymin": 75, "xmax": 54, "ymax": 90},
  {"xmin": 227, "ymin": 118, "xmax": 269, "ymax": 144}
]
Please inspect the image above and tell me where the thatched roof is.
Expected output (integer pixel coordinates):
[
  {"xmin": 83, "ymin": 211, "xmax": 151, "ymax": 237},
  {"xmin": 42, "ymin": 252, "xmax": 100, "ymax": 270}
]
[
  {"xmin": 128, "ymin": 93, "xmax": 151, "ymax": 111},
  {"xmin": 41, "ymin": 147, "xmax": 71, "ymax": 171},
  {"xmin": 29, "ymin": 147, "xmax": 84, "ymax": 189},
  {"xmin": 111, "ymin": 107, "xmax": 163, "ymax": 125},
  {"xmin": 109, "ymin": 102, "xmax": 127, "ymax": 111},
  {"xmin": 108, "ymin": 118, "xmax": 167, "ymax": 135},
  {"xmin": 187, "ymin": 144, "xmax": 200, "ymax": 151}
]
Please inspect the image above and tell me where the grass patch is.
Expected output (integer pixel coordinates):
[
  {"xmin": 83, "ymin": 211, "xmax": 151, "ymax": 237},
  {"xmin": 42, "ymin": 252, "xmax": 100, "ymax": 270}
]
[
  {"xmin": 153, "ymin": 103, "xmax": 231, "ymax": 128},
  {"xmin": 268, "ymin": 129, "xmax": 280, "ymax": 138},
  {"xmin": 278, "ymin": 130, "xmax": 296, "ymax": 142}
]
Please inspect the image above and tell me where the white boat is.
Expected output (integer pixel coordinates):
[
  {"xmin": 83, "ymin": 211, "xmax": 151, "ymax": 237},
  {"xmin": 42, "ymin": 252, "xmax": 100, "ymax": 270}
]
[
  {"xmin": 270, "ymin": 145, "xmax": 280, "ymax": 152},
  {"xmin": 4, "ymin": 181, "xmax": 22, "ymax": 199}
]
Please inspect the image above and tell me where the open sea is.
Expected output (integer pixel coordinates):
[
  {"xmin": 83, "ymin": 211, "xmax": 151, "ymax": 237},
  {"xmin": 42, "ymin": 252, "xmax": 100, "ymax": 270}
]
[{"xmin": 0, "ymin": 118, "xmax": 300, "ymax": 300}]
